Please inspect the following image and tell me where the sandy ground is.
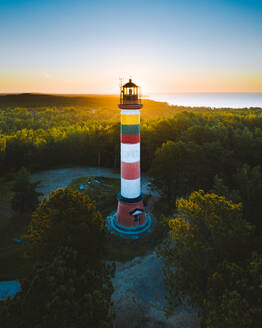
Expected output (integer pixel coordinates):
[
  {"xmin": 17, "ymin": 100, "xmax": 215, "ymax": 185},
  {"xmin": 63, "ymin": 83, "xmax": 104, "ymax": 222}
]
[
  {"xmin": 112, "ymin": 251, "xmax": 199, "ymax": 328},
  {"xmin": 31, "ymin": 166, "xmax": 160, "ymax": 199}
]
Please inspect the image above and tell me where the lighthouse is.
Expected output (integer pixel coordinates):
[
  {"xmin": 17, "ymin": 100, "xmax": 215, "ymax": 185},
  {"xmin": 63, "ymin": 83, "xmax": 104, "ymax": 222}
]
[{"xmin": 112, "ymin": 79, "xmax": 151, "ymax": 236}]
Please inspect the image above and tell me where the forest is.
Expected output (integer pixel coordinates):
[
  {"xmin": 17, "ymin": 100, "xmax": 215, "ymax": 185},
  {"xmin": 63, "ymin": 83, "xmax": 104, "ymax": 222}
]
[
  {"xmin": 1, "ymin": 94, "xmax": 262, "ymax": 175},
  {"xmin": 0, "ymin": 94, "xmax": 262, "ymax": 327}
]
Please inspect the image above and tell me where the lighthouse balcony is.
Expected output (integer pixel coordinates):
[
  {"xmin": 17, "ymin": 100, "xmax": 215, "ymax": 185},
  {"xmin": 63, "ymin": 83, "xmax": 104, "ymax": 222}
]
[{"xmin": 118, "ymin": 103, "xmax": 143, "ymax": 109}]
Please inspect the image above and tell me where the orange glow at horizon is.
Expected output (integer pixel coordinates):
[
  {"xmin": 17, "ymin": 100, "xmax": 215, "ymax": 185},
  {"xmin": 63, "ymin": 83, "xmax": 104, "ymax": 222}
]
[{"xmin": 1, "ymin": 70, "xmax": 262, "ymax": 94}]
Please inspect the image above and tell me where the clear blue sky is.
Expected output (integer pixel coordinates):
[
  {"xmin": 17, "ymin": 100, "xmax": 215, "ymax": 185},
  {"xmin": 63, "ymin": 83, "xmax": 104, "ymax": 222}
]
[{"xmin": 0, "ymin": 0, "xmax": 262, "ymax": 93}]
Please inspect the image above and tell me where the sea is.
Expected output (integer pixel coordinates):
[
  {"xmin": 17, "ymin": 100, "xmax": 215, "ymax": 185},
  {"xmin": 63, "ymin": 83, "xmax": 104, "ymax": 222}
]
[{"xmin": 147, "ymin": 93, "xmax": 262, "ymax": 109}]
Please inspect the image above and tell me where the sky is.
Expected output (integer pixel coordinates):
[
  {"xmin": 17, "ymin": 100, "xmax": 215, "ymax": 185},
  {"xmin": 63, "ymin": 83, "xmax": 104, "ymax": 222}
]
[{"xmin": 0, "ymin": 0, "xmax": 262, "ymax": 94}]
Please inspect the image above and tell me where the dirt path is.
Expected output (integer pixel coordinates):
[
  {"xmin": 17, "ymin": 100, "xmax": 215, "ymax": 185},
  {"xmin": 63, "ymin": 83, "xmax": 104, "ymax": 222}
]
[
  {"xmin": 112, "ymin": 251, "xmax": 199, "ymax": 328},
  {"xmin": 31, "ymin": 166, "xmax": 159, "ymax": 199}
]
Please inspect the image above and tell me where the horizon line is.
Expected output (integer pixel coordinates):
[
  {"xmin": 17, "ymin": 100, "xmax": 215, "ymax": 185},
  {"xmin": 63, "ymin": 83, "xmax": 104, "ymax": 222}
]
[{"xmin": 1, "ymin": 91, "xmax": 262, "ymax": 96}]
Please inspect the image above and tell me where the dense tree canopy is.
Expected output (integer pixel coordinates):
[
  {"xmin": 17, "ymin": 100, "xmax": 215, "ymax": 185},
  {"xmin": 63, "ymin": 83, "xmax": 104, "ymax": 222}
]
[
  {"xmin": 1, "ymin": 96, "xmax": 262, "ymax": 327},
  {"xmin": 160, "ymin": 190, "xmax": 257, "ymax": 328},
  {"xmin": 0, "ymin": 246, "xmax": 114, "ymax": 328},
  {"xmin": 0, "ymin": 188, "xmax": 114, "ymax": 328},
  {"xmin": 207, "ymin": 253, "xmax": 262, "ymax": 328},
  {"xmin": 24, "ymin": 187, "xmax": 107, "ymax": 260},
  {"xmin": 149, "ymin": 140, "xmax": 202, "ymax": 207},
  {"xmin": 234, "ymin": 164, "xmax": 262, "ymax": 233},
  {"xmin": 0, "ymin": 98, "xmax": 262, "ymax": 177},
  {"xmin": 210, "ymin": 165, "xmax": 262, "ymax": 234}
]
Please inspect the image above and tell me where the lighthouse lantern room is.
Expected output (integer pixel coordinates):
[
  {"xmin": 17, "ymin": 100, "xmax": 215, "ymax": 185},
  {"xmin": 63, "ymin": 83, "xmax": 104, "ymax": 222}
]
[{"xmin": 120, "ymin": 79, "xmax": 142, "ymax": 105}]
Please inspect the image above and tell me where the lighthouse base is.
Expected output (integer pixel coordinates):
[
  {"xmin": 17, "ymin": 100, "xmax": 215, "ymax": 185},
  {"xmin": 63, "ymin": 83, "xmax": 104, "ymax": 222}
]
[
  {"xmin": 106, "ymin": 193, "xmax": 152, "ymax": 239},
  {"xmin": 107, "ymin": 211, "xmax": 152, "ymax": 239},
  {"xmin": 117, "ymin": 193, "xmax": 147, "ymax": 227}
]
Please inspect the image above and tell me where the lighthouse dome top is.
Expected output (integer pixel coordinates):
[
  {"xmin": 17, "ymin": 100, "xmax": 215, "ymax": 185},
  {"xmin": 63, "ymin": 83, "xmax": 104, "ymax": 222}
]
[
  {"xmin": 119, "ymin": 78, "xmax": 142, "ymax": 108},
  {"xmin": 122, "ymin": 78, "xmax": 138, "ymax": 88}
]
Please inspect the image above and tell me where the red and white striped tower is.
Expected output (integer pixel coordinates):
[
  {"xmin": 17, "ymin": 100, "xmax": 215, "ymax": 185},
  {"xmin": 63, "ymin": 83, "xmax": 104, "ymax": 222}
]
[{"xmin": 114, "ymin": 79, "xmax": 151, "ymax": 235}]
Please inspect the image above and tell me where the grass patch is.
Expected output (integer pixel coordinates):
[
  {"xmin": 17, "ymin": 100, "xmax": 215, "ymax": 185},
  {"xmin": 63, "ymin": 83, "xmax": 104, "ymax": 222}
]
[{"xmin": 69, "ymin": 176, "xmax": 120, "ymax": 215}]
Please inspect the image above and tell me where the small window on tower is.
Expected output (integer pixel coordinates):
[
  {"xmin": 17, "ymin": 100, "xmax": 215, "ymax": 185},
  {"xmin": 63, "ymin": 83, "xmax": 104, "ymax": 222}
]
[{"xmin": 129, "ymin": 88, "xmax": 133, "ymax": 95}]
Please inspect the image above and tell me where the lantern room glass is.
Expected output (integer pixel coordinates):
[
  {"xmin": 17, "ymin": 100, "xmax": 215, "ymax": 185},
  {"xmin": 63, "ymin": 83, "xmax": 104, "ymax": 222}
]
[{"xmin": 120, "ymin": 82, "xmax": 141, "ymax": 105}]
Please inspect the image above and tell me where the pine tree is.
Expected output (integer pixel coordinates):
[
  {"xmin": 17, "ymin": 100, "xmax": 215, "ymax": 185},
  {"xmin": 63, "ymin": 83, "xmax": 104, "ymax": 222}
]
[{"xmin": 11, "ymin": 167, "xmax": 42, "ymax": 215}]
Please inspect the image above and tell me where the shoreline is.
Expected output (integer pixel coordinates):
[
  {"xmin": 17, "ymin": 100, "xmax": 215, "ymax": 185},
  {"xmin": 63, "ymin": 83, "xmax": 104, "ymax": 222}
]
[{"xmin": 145, "ymin": 92, "xmax": 262, "ymax": 109}]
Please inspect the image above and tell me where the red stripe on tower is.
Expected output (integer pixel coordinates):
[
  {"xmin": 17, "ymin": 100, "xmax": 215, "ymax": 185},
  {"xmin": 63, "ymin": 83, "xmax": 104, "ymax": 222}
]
[
  {"xmin": 121, "ymin": 134, "xmax": 140, "ymax": 144},
  {"xmin": 121, "ymin": 161, "xmax": 140, "ymax": 180}
]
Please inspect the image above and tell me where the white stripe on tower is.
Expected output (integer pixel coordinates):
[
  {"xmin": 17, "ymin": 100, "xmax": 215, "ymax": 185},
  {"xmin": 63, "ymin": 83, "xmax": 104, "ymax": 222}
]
[
  {"xmin": 121, "ymin": 143, "xmax": 140, "ymax": 163},
  {"xmin": 121, "ymin": 178, "xmax": 141, "ymax": 199},
  {"xmin": 121, "ymin": 109, "xmax": 140, "ymax": 115}
]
